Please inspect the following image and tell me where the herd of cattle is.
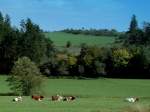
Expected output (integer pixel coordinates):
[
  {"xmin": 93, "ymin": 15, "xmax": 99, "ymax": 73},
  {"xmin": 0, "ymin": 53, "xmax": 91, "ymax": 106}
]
[
  {"xmin": 12, "ymin": 95, "xmax": 139, "ymax": 103},
  {"xmin": 12, "ymin": 94, "xmax": 76, "ymax": 102}
]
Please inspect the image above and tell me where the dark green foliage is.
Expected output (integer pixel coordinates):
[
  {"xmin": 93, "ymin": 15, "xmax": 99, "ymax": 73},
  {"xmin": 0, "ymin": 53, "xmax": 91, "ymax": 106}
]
[
  {"xmin": 124, "ymin": 29, "xmax": 144, "ymax": 45},
  {"xmin": 105, "ymin": 46, "xmax": 150, "ymax": 78},
  {"xmin": 0, "ymin": 12, "xmax": 4, "ymax": 42},
  {"xmin": 111, "ymin": 15, "xmax": 150, "ymax": 78},
  {"xmin": 62, "ymin": 28, "xmax": 119, "ymax": 37},
  {"xmin": 0, "ymin": 13, "xmax": 19, "ymax": 73},
  {"xmin": 7, "ymin": 57, "xmax": 43, "ymax": 95},
  {"xmin": 19, "ymin": 18, "xmax": 53, "ymax": 64},
  {"xmin": 0, "ymin": 12, "xmax": 3, "ymax": 23},
  {"xmin": 118, "ymin": 15, "xmax": 150, "ymax": 46},
  {"xmin": 40, "ymin": 53, "xmax": 69, "ymax": 77},
  {"xmin": 44, "ymin": 38, "xmax": 55, "ymax": 58},
  {"xmin": 40, "ymin": 45, "xmax": 107, "ymax": 78},
  {"xmin": 39, "ymin": 44, "xmax": 150, "ymax": 78},
  {"xmin": 0, "ymin": 12, "xmax": 54, "ymax": 74},
  {"xmin": 105, "ymin": 47, "xmax": 129, "ymax": 77},
  {"xmin": 127, "ymin": 47, "xmax": 149, "ymax": 78},
  {"xmin": 143, "ymin": 22, "xmax": 150, "ymax": 44},
  {"xmin": 124, "ymin": 15, "xmax": 143, "ymax": 45},
  {"xmin": 66, "ymin": 41, "xmax": 72, "ymax": 48},
  {"xmin": 77, "ymin": 45, "xmax": 107, "ymax": 78}
]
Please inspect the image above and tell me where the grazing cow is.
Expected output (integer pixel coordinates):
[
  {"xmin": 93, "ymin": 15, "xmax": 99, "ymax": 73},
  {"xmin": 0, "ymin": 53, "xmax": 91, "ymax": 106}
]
[
  {"xmin": 125, "ymin": 97, "xmax": 139, "ymax": 103},
  {"xmin": 51, "ymin": 95, "xmax": 63, "ymax": 101},
  {"xmin": 32, "ymin": 95, "xmax": 44, "ymax": 101},
  {"xmin": 63, "ymin": 96, "xmax": 76, "ymax": 101},
  {"xmin": 12, "ymin": 96, "xmax": 23, "ymax": 102}
]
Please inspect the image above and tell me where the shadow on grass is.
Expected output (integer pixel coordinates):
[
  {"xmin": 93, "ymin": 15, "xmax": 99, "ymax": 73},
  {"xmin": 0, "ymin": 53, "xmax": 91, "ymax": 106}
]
[{"xmin": 0, "ymin": 92, "xmax": 18, "ymax": 96}]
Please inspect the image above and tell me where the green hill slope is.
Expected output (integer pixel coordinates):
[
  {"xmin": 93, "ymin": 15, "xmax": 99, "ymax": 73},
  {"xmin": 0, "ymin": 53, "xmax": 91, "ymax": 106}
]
[{"xmin": 45, "ymin": 32, "xmax": 116, "ymax": 47}]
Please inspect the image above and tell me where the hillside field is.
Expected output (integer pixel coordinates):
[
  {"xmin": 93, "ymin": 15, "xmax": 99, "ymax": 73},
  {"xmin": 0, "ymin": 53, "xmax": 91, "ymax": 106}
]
[
  {"xmin": 0, "ymin": 76, "xmax": 150, "ymax": 112},
  {"xmin": 45, "ymin": 32, "xmax": 116, "ymax": 47}
]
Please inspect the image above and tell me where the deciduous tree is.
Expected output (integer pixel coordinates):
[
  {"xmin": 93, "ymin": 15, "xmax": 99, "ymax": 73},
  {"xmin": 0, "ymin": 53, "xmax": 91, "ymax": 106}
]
[{"xmin": 7, "ymin": 57, "xmax": 43, "ymax": 95}]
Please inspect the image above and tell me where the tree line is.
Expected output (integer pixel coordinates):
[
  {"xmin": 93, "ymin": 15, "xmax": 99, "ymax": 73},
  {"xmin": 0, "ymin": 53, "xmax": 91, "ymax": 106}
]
[
  {"xmin": 40, "ymin": 45, "xmax": 150, "ymax": 79},
  {"xmin": 62, "ymin": 28, "xmax": 119, "ymax": 37}
]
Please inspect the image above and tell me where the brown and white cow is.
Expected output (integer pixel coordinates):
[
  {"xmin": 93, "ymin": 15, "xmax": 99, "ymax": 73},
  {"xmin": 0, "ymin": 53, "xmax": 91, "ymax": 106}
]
[
  {"xmin": 31, "ymin": 95, "xmax": 44, "ymax": 101},
  {"xmin": 51, "ymin": 95, "xmax": 63, "ymax": 101},
  {"xmin": 51, "ymin": 95, "xmax": 76, "ymax": 101},
  {"xmin": 63, "ymin": 96, "xmax": 76, "ymax": 101}
]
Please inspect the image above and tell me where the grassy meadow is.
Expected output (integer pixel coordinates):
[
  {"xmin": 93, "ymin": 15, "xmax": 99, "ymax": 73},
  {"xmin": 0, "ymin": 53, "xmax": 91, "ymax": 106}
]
[
  {"xmin": 0, "ymin": 76, "xmax": 150, "ymax": 112},
  {"xmin": 45, "ymin": 32, "xmax": 117, "ymax": 55},
  {"xmin": 45, "ymin": 32, "xmax": 116, "ymax": 47}
]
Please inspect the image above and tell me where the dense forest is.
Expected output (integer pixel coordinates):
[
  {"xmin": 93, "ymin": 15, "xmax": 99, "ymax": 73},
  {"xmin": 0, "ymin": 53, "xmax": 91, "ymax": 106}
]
[
  {"xmin": 0, "ymin": 12, "xmax": 55, "ymax": 74},
  {"xmin": 0, "ymin": 12, "xmax": 150, "ymax": 78}
]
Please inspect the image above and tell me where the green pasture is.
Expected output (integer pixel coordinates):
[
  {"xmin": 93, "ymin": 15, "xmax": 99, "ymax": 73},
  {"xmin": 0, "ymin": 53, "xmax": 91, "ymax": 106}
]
[
  {"xmin": 0, "ymin": 76, "xmax": 150, "ymax": 112},
  {"xmin": 45, "ymin": 32, "xmax": 116, "ymax": 47}
]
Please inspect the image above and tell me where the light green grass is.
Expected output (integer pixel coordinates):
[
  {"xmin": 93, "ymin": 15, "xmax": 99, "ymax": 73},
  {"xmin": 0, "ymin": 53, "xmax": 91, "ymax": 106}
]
[
  {"xmin": 45, "ymin": 32, "xmax": 116, "ymax": 47},
  {"xmin": 43, "ymin": 79, "xmax": 150, "ymax": 98},
  {"xmin": 0, "ymin": 76, "xmax": 150, "ymax": 112}
]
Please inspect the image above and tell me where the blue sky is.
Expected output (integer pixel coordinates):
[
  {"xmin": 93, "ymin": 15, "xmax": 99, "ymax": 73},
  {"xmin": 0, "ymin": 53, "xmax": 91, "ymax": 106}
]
[{"xmin": 0, "ymin": 0, "xmax": 150, "ymax": 31}]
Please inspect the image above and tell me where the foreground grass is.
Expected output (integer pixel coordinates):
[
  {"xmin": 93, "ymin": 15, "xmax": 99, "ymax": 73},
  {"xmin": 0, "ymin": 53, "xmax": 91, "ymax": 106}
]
[{"xmin": 0, "ymin": 76, "xmax": 150, "ymax": 112}]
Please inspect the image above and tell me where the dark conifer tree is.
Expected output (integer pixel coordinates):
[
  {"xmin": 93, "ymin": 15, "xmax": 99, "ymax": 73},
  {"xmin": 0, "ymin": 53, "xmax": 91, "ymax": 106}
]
[{"xmin": 129, "ymin": 15, "xmax": 138, "ymax": 32}]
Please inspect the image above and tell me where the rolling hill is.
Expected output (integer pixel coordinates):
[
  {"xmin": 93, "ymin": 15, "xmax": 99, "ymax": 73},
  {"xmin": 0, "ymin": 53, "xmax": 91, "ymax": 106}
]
[{"xmin": 45, "ymin": 32, "xmax": 117, "ymax": 47}]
